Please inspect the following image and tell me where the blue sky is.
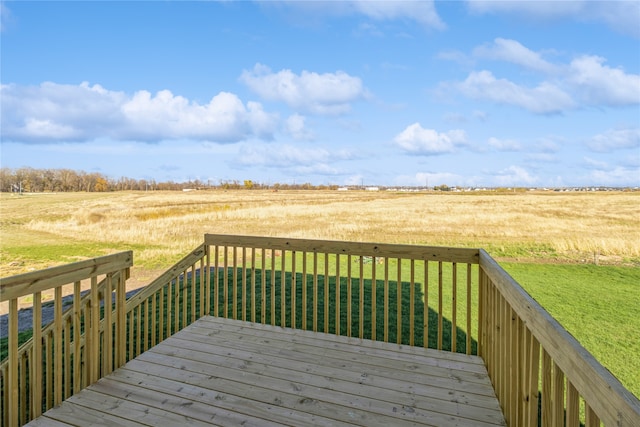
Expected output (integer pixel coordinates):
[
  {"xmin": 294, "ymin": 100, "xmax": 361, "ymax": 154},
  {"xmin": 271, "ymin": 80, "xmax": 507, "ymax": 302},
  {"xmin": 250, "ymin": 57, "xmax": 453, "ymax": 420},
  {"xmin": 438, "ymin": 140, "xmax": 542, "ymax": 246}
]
[{"xmin": 1, "ymin": 1, "xmax": 639, "ymax": 187}]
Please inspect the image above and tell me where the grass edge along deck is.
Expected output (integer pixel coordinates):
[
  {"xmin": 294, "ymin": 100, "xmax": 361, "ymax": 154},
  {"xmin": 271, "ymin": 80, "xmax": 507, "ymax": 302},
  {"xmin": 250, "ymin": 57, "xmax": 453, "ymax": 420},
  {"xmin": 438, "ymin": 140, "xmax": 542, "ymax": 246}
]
[{"xmin": 26, "ymin": 316, "xmax": 505, "ymax": 427}]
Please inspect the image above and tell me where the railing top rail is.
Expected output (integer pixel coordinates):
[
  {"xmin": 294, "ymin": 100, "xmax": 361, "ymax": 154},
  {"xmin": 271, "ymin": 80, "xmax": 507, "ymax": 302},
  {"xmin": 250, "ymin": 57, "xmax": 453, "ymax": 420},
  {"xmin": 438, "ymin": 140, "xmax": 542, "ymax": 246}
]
[
  {"xmin": 205, "ymin": 234, "xmax": 480, "ymax": 264},
  {"xmin": 478, "ymin": 249, "xmax": 640, "ymax": 426},
  {"xmin": 0, "ymin": 251, "xmax": 133, "ymax": 302}
]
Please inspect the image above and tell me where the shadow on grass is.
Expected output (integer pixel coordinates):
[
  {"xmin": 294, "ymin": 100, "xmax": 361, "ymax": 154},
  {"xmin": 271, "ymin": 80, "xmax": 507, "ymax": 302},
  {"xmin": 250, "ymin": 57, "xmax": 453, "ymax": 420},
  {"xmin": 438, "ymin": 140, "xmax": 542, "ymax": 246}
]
[{"xmin": 210, "ymin": 268, "xmax": 477, "ymax": 354}]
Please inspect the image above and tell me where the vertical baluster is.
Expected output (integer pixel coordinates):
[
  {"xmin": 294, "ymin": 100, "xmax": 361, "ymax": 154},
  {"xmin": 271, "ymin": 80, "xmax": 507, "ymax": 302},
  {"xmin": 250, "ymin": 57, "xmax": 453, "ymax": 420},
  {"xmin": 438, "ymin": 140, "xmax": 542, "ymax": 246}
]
[
  {"xmin": 233, "ymin": 247, "xmax": 238, "ymax": 320},
  {"xmin": 53, "ymin": 286, "xmax": 63, "ymax": 406},
  {"xmin": 192, "ymin": 263, "xmax": 197, "ymax": 324},
  {"xmin": 477, "ymin": 270, "xmax": 485, "ymax": 359},
  {"xmin": 346, "ymin": 254, "xmax": 352, "ymax": 337},
  {"xmin": 32, "ymin": 292, "xmax": 42, "ymax": 418},
  {"xmin": 334, "ymin": 254, "xmax": 339, "ymax": 336},
  {"xmin": 281, "ymin": 250, "xmax": 286, "ymax": 327},
  {"xmin": 200, "ymin": 256, "xmax": 206, "ymax": 319},
  {"xmin": 302, "ymin": 251, "xmax": 307, "ymax": 330},
  {"xmin": 466, "ymin": 264, "xmax": 472, "ymax": 355},
  {"xmin": 261, "ymin": 248, "xmax": 266, "ymax": 324},
  {"xmin": 151, "ymin": 292, "xmax": 158, "ymax": 348},
  {"xmin": 117, "ymin": 268, "xmax": 129, "ymax": 367},
  {"xmin": 552, "ymin": 362, "xmax": 565, "ymax": 427},
  {"xmin": 499, "ymin": 293, "xmax": 508, "ymax": 411},
  {"xmin": 8, "ymin": 298, "xmax": 18, "ymax": 427},
  {"xmin": 224, "ymin": 246, "xmax": 229, "ymax": 318},
  {"xmin": 566, "ymin": 380, "xmax": 580, "ymax": 426},
  {"xmin": 371, "ymin": 256, "xmax": 377, "ymax": 341},
  {"xmin": 64, "ymin": 317, "xmax": 72, "ymax": 400},
  {"xmin": 525, "ymin": 332, "xmax": 540, "ymax": 427},
  {"xmin": 182, "ymin": 268, "xmax": 188, "ymax": 329},
  {"xmin": 165, "ymin": 280, "xmax": 172, "ymax": 339},
  {"xmin": 214, "ymin": 245, "xmax": 220, "ymax": 317},
  {"xmin": 20, "ymin": 352, "xmax": 28, "ymax": 424},
  {"xmin": 45, "ymin": 332, "xmax": 52, "ymax": 408},
  {"xmin": 384, "ymin": 258, "xmax": 389, "ymax": 343},
  {"xmin": 437, "ymin": 262, "xmax": 443, "ymax": 350},
  {"xmin": 90, "ymin": 276, "xmax": 100, "ymax": 384},
  {"xmin": 313, "ymin": 251, "xmax": 318, "ymax": 332},
  {"xmin": 584, "ymin": 403, "xmax": 600, "ymax": 427},
  {"xmin": 292, "ymin": 250, "xmax": 297, "ymax": 329},
  {"xmin": 324, "ymin": 253, "xmax": 330, "ymax": 334},
  {"xmin": 242, "ymin": 247, "xmax": 247, "ymax": 322},
  {"xmin": 205, "ymin": 246, "xmax": 211, "ymax": 316},
  {"xmin": 127, "ymin": 311, "xmax": 134, "ymax": 362},
  {"xmin": 251, "ymin": 247, "xmax": 257, "ymax": 323},
  {"xmin": 423, "ymin": 260, "xmax": 428, "ymax": 348},
  {"xmin": 73, "ymin": 281, "xmax": 82, "ymax": 393},
  {"xmin": 541, "ymin": 349, "xmax": 552, "ymax": 427},
  {"xmin": 409, "ymin": 259, "xmax": 415, "ymax": 346},
  {"xmin": 173, "ymin": 272, "xmax": 180, "ymax": 334},
  {"xmin": 271, "ymin": 249, "xmax": 276, "ymax": 326},
  {"xmin": 103, "ymin": 275, "xmax": 113, "ymax": 375},
  {"xmin": 396, "ymin": 259, "xmax": 402, "ymax": 344},
  {"xmin": 360, "ymin": 256, "xmax": 365, "ymax": 339},
  {"xmin": 158, "ymin": 285, "xmax": 165, "ymax": 343},
  {"xmin": 136, "ymin": 301, "xmax": 149, "ymax": 356},
  {"xmin": 451, "ymin": 262, "xmax": 457, "ymax": 352}
]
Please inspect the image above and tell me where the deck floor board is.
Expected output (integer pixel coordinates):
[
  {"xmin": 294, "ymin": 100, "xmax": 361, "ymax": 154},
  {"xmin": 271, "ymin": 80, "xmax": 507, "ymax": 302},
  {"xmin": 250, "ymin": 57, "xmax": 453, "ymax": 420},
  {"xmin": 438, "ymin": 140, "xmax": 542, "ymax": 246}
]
[{"xmin": 27, "ymin": 316, "xmax": 505, "ymax": 426}]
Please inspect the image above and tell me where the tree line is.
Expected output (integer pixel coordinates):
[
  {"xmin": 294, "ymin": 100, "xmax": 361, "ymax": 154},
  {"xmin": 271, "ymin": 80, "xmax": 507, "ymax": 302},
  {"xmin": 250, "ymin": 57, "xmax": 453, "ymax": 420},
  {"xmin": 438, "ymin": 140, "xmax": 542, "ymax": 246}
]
[{"xmin": 0, "ymin": 167, "xmax": 340, "ymax": 192}]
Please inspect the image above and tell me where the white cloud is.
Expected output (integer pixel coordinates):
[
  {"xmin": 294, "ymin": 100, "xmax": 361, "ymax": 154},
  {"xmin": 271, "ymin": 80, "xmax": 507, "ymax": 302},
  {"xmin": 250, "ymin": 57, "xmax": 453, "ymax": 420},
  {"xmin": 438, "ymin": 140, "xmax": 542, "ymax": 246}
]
[
  {"xmin": 586, "ymin": 128, "xmax": 640, "ymax": 152},
  {"xmin": 583, "ymin": 157, "xmax": 610, "ymax": 171},
  {"xmin": 487, "ymin": 137, "xmax": 522, "ymax": 151},
  {"xmin": 466, "ymin": 1, "xmax": 583, "ymax": 19},
  {"xmin": 239, "ymin": 64, "xmax": 368, "ymax": 115},
  {"xmin": 394, "ymin": 123, "xmax": 467, "ymax": 155},
  {"xmin": 1, "ymin": 2, "xmax": 12, "ymax": 32},
  {"xmin": 436, "ymin": 50, "xmax": 474, "ymax": 67},
  {"xmin": 494, "ymin": 165, "xmax": 538, "ymax": 186},
  {"xmin": 525, "ymin": 153, "xmax": 558, "ymax": 164},
  {"xmin": 446, "ymin": 39, "xmax": 640, "ymax": 113},
  {"xmin": 473, "ymin": 38, "xmax": 558, "ymax": 74},
  {"xmin": 351, "ymin": 0, "xmax": 445, "ymax": 30},
  {"xmin": 285, "ymin": 114, "xmax": 314, "ymax": 141},
  {"xmin": 455, "ymin": 70, "xmax": 575, "ymax": 114},
  {"xmin": 0, "ymin": 82, "xmax": 277, "ymax": 143},
  {"xmin": 237, "ymin": 143, "xmax": 354, "ymax": 175},
  {"xmin": 466, "ymin": 1, "xmax": 640, "ymax": 38},
  {"xmin": 567, "ymin": 56, "xmax": 640, "ymax": 106},
  {"xmin": 270, "ymin": 1, "xmax": 445, "ymax": 30},
  {"xmin": 588, "ymin": 166, "xmax": 640, "ymax": 186}
]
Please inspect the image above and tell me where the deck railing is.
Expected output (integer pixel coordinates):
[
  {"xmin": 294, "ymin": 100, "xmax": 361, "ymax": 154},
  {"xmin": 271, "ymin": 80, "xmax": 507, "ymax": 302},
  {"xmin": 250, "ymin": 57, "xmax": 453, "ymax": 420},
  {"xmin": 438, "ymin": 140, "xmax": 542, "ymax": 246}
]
[
  {"xmin": 0, "ymin": 252, "xmax": 133, "ymax": 427},
  {"xmin": 478, "ymin": 250, "xmax": 640, "ymax": 426},
  {"xmin": 1, "ymin": 234, "xmax": 639, "ymax": 426}
]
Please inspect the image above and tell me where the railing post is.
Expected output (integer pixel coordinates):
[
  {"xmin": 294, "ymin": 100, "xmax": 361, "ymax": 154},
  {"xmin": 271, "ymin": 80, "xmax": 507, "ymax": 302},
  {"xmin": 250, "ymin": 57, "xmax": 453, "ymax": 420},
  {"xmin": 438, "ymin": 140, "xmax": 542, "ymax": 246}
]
[
  {"xmin": 115, "ymin": 268, "xmax": 127, "ymax": 368},
  {"xmin": 8, "ymin": 299, "xmax": 18, "ymax": 427},
  {"xmin": 31, "ymin": 292, "xmax": 42, "ymax": 418}
]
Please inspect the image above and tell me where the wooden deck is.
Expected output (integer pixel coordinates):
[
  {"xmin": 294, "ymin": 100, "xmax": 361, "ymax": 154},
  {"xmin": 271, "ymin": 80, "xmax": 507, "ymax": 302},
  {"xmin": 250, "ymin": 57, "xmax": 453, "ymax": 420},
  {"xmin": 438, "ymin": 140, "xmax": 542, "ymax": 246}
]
[{"xmin": 26, "ymin": 316, "xmax": 505, "ymax": 427}]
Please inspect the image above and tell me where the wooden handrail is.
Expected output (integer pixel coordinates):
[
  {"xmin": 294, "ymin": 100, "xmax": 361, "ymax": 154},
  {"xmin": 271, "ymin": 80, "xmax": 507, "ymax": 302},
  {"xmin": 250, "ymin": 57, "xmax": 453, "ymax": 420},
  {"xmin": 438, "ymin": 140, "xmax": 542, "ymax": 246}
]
[
  {"xmin": 479, "ymin": 249, "xmax": 640, "ymax": 426},
  {"xmin": 0, "ymin": 252, "xmax": 133, "ymax": 302},
  {"xmin": 205, "ymin": 234, "xmax": 480, "ymax": 264},
  {"xmin": 1, "ymin": 252, "xmax": 133, "ymax": 427}
]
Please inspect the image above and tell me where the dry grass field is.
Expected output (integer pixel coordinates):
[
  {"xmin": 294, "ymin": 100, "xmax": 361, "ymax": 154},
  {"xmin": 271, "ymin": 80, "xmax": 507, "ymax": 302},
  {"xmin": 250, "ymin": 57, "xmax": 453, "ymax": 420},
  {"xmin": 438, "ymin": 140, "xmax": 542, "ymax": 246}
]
[{"xmin": 1, "ymin": 190, "xmax": 638, "ymax": 279}]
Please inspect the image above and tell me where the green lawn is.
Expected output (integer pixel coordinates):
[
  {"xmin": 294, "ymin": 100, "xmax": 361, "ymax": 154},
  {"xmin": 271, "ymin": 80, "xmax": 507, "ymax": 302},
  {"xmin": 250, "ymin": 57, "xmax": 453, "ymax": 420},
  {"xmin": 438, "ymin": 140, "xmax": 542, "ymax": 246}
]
[{"xmin": 503, "ymin": 262, "xmax": 640, "ymax": 399}]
